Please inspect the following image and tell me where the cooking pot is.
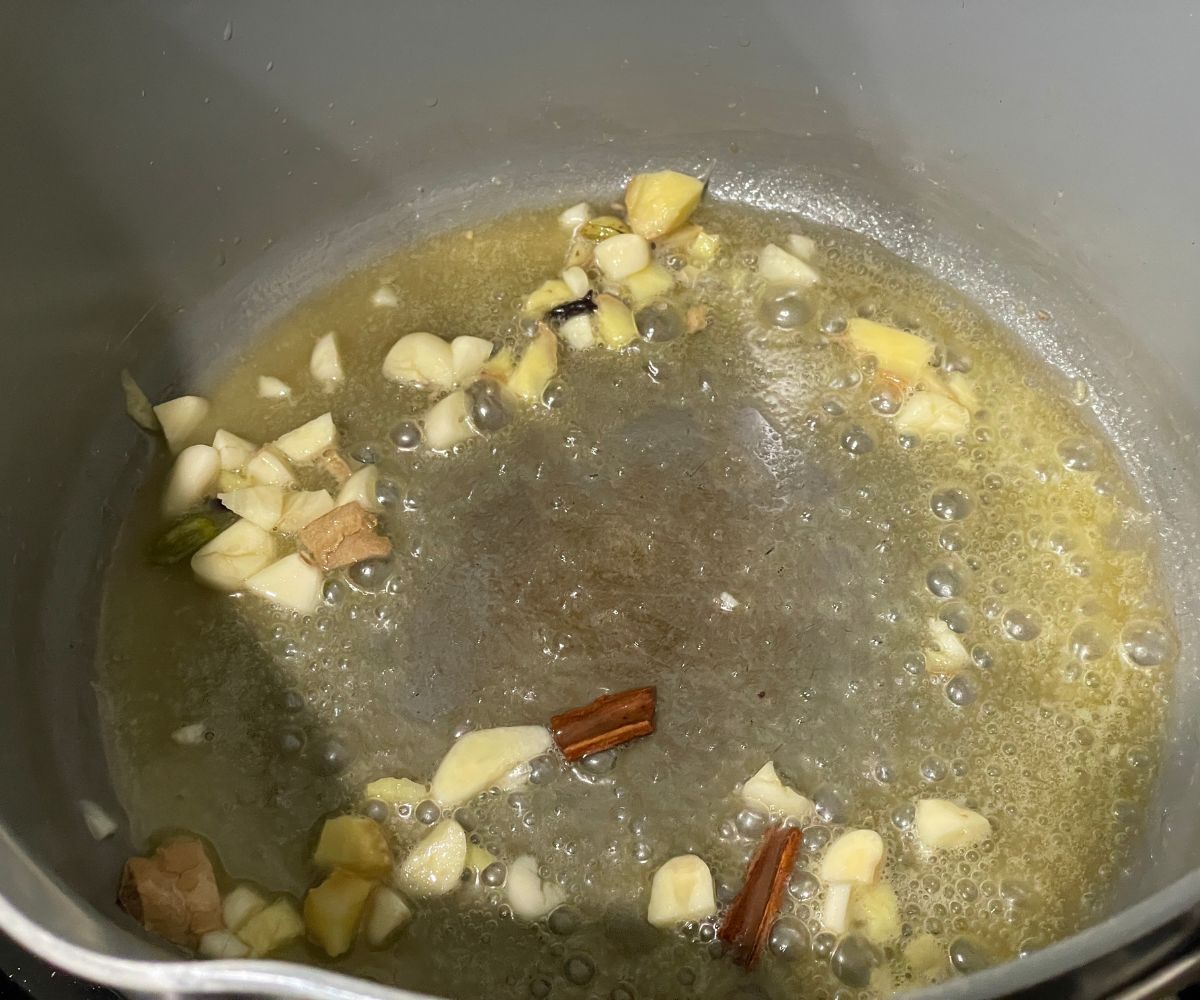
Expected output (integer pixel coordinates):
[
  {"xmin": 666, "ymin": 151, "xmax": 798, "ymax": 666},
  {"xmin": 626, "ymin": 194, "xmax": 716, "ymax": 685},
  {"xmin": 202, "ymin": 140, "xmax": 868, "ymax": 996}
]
[{"xmin": 1, "ymin": 2, "xmax": 1197, "ymax": 998}]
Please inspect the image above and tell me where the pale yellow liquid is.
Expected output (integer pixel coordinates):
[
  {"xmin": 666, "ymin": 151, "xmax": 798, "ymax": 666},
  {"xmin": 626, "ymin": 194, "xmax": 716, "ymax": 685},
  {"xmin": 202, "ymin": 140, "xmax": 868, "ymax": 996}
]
[{"xmin": 98, "ymin": 202, "xmax": 1173, "ymax": 999}]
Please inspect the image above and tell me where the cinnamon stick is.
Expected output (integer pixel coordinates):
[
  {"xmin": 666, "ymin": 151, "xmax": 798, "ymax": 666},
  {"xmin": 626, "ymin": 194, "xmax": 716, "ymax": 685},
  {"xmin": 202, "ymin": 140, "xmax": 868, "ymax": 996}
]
[
  {"xmin": 718, "ymin": 825, "xmax": 801, "ymax": 968},
  {"xmin": 550, "ymin": 686, "xmax": 656, "ymax": 762}
]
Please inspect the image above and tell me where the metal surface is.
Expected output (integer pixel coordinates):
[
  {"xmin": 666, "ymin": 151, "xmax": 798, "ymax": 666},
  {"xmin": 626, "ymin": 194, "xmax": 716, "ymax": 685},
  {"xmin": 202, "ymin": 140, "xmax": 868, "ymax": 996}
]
[{"xmin": 0, "ymin": 1, "xmax": 1198, "ymax": 998}]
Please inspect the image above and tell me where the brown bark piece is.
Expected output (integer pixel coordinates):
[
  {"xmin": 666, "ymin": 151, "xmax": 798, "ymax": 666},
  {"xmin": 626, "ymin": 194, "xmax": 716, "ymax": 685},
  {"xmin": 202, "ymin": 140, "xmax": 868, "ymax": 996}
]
[
  {"xmin": 718, "ymin": 825, "xmax": 801, "ymax": 968},
  {"xmin": 299, "ymin": 501, "xmax": 392, "ymax": 570},
  {"xmin": 550, "ymin": 686, "xmax": 656, "ymax": 762},
  {"xmin": 318, "ymin": 447, "xmax": 353, "ymax": 487},
  {"xmin": 118, "ymin": 837, "xmax": 222, "ymax": 947}
]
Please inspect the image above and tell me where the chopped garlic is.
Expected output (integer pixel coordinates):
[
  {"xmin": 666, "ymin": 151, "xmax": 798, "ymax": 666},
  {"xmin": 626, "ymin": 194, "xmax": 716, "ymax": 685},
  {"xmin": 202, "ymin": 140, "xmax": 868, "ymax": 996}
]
[
  {"xmin": 171, "ymin": 722, "xmax": 207, "ymax": 746},
  {"xmin": 786, "ymin": 233, "xmax": 817, "ymax": 261},
  {"xmin": 257, "ymin": 375, "xmax": 292, "ymax": 400},
  {"xmin": 561, "ymin": 266, "xmax": 589, "ymax": 298},
  {"xmin": 79, "ymin": 799, "xmax": 118, "ymax": 841},
  {"xmin": 717, "ymin": 591, "xmax": 740, "ymax": 612},
  {"xmin": 914, "ymin": 799, "xmax": 991, "ymax": 850},
  {"xmin": 382, "ymin": 332, "xmax": 455, "ymax": 387},
  {"xmin": 273, "ymin": 412, "xmax": 337, "ymax": 465},
  {"xmin": 222, "ymin": 885, "xmax": 267, "ymax": 932},
  {"xmin": 198, "ymin": 930, "xmax": 250, "ymax": 959},
  {"xmin": 430, "ymin": 725, "xmax": 553, "ymax": 808},
  {"xmin": 191, "ymin": 519, "xmax": 277, "ymax": 591},
  {"xmin": 218, "ymin": 485, "xmax": 285, "ymax": 531},
  {"xmin": 244, "ymin": 552, "xmax": 324, "ymax": 615},
  {"xmin": 450, "ymin": 336, "xmax": 494, "ymax": 385},
  {"xmin": 246, "ymin": 447, "xmax": 297, "ymax": 488},
  {"xmin": 212, "ymin": 429, "xmax": 256, "ymax": 471},
  {"xmin": 595, "ymin": 233, "xmax": 651, "ymax": 282},
  {"xmin": 336, "ymin": 465, "xmax": 381, "ymax": 510},
  {"xmin": 364, "ymin": 886, "xmax": 412, "ymax": 948},
  {"xmin": 309, "ymin": 333, "xmax": 344, "ymax": 388},
  {"xmin": 398, "ymin": 819, "xmax": 468, "ymax": 898},
  {"xmin": 364, "ymin": 776, "xmax": 427, "ymax": 810},
  {"xmin": 153, "ymin": 395, "xmax": 210, "ymax": 455},
  {"xmin": 424, "ymin": 389, "xmax": 477, "ymax": 452},
  {"xmin": 557, "ymin": 313, "xmax": 595, "ymax": 351},
  {"xmin": 646, "ymin": 855, "xmax": 716, "ymax": 927},
  {"xmin": 894, "ymin": 390, "xmax": 970, "ymax": 438},
  {"xmin": 822, "ymin": 881, "xmax": 852, "ymax": 934},
  {"xmin": 275, "ymin": 489, "xmax": 335, "ymax": 534},
  {"xmin": 924, "ymin": 617, "xmax": 970, "ymax": 675},
  {"xmin": 371, "ymin": 286, "xmax": 398, "ymax": 308},
  {"xmin": 506, "ymin": 855, "xmax": 564, "ymax": 920},
  {"xmin": 162, "ymin": 444, "xmax": 221, "ymax": 519},
  {"xmin": 820, "ymin": 829, "xmax": 884, "ymax": 884},
  {"xmin": 757, "ymin": 243, "xmax": 819, "ymax": 288},
  {"xmin": 557, "ymin": 201, "xmax": 591, "ymax": 230},
  {"xmin": 741, "ymin": 761, "xmax": 814, "ymax": 822}
]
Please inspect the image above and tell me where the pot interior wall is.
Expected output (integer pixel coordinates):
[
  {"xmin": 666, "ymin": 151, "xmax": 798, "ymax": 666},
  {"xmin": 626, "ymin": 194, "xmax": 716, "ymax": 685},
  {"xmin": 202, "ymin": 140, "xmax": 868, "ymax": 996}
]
[{"xmin": 0, "ymin": 0, "xmax": 1196, "ymax": 992}]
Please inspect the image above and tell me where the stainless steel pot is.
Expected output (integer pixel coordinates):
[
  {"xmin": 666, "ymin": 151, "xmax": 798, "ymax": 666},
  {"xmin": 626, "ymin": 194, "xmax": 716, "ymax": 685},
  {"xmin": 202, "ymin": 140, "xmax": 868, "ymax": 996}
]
[{"xmin": 1, "ymin": 2, "xmax": 1197, "ymax": 997}]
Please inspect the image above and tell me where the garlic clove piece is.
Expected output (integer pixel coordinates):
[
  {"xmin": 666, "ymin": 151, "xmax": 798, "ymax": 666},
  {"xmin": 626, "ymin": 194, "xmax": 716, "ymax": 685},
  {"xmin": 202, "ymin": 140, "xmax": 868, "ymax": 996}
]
[
  {"xmin": 309, "ymin": 332, "xmax": 344, "ymax": 388},
  {"xmin": 162, "ymin": 444, "xmax": 221, "ymax": 519},
  {"xmin": 820, "ymin": 829, "xmax": 885, "ymax": 885},
  {"xmin": 646, "ymin": 854, "xmax": 716, "ymax": 928},
  {"xmin": 154, "ymin": 395, "xmax": 210, "ymax": 455},
  {"xmin": 190, "ymin": 519, "xmax": 277, "ymax": 591},
  {"xmin": 506, "ymin": 855, "xmax": 565, "ymax": 920},
  {"xmin": 244, "ymin": 552, "xmax": 324, "ymax": 614},
  {"xmin": 429, "ymin": 726, "xmax": 552, "ymax": 808},
  {"xmin": 397, "ymin": 819, "xmax": 468, "ymax": 899}
]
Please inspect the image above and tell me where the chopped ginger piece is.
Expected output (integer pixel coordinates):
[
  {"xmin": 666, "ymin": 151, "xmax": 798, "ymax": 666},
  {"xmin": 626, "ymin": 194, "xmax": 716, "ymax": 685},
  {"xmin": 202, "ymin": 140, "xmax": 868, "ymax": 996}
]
[
  {"xmin": 845, "ymin": 318, "xmax": 935, "ymax": 383},
  {"xmin": 312, "ymin": 815, "xmax": 393, "ymax": 878},
  {"xmin": 237, "ymin": 898, "xmax": 303, "ymax": 957},
  {"xmin": 522, "ymin": 279, "xmax": 574, "ymax": 318},
  {"xmin": 847, "ymin": 881, "xmax": 902, "ymax": 944},
  {"xmin": 623, "ymin": 263, "xmax": 674, "ymax": 309},
  {"xmin": 364, "ymin": 776, "xmax": 427, "ymax": 811},
  {"xmin": 508, "ymin": 326, "xmax": 558, "ymax": 404},
  {"xmin": 304, "ymin": 868, "xmax": 374, "ymax": 958},
  {"xmin": 624, "ymin": 170, "xmax": 705, "ymax": 240},
  {"xmin": 894, "ymin": 390, "xmax": 970, "ymax": 438},
  {"xmin": 594, "ymin": 294, "xmax": 639, "ymax": 349},
  {"xmin": 118, "ymin": 838, "xmax": 222, "ymax": 948}
]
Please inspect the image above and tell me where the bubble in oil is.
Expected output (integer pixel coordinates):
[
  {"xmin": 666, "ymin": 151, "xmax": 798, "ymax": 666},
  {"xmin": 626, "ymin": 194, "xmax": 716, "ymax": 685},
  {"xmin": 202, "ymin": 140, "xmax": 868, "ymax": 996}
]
[
  {"xmin": 1119, "ymin": 621, "xmax": 1175, "ymax": 668},
  {"xmin": 931, "ymin": 488, "xmax": 973, "ymax": 521}
]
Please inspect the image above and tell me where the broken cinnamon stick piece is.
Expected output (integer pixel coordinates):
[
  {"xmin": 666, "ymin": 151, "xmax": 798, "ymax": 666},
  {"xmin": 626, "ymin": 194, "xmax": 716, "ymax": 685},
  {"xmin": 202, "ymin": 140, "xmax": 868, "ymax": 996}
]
[
  {"xmin": 299, "ymin": 501, "xmax": 392, "ymax": 570},
  {"xmin": 550, "ymin": 686, "xmax": 656, "ymax": 762},
  {"xmin": 718, "ymin": 825, "xmax": 801, "ymax": 968}
]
